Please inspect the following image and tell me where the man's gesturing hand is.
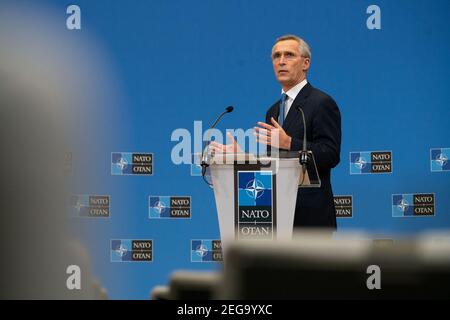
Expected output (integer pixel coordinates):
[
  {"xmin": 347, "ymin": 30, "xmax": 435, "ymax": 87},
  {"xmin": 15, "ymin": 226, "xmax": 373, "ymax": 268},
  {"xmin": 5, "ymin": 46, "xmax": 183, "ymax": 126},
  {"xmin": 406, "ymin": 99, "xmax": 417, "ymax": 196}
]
[
  {"xmin": 254, "ymin": 117, "xmax": 292, "ymax": 150},
  {"xmin": 209, "ymin": 132, "xmax": 243, "ymax": 153}
]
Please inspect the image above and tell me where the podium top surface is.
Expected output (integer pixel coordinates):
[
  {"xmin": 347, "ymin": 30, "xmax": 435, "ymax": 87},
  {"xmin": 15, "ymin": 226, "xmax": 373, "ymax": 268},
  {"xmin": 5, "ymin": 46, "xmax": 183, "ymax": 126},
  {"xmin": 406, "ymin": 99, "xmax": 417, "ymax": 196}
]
[{"xmin": 209, "ymin": 153, "xmax": 301, "ymax": 167}]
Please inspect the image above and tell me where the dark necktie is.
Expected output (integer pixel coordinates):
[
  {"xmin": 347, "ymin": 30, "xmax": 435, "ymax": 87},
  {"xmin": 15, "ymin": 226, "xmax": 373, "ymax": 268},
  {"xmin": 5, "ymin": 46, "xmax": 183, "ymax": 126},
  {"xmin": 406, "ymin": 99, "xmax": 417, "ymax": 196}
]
[{"xmin": 279, "ymin": 93, "xmax": 287, "ymax": 126}]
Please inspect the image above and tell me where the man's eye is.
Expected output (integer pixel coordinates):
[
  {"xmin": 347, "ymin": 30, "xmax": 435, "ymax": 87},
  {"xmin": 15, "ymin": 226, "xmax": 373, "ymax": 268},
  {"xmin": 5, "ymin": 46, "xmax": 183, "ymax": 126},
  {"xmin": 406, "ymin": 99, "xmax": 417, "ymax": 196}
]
[
  {"xmin": 286, "ymin": 52, "xmax": 294, "ymax": 57},
  {"xmin": 273, "ymin": 53, "xmax": 281, "ymax": 59}
]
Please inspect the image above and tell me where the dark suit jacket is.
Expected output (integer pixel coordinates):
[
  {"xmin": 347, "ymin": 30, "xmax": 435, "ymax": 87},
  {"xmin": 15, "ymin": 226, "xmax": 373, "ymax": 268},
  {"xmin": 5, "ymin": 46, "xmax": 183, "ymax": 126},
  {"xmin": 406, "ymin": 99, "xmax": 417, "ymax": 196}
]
[{"xmin": 266, "ymin": 82, "xmax": 341, "ymax": 229}]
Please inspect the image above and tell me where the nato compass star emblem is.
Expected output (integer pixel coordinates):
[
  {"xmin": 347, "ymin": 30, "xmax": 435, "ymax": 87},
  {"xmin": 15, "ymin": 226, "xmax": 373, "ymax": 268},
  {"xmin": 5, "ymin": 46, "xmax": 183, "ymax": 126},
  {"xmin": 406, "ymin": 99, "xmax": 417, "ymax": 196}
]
[
  {"xmin": 245, "ymin": 179, "xmax": 265, "ymax": 200},
  {"xmin": 115, "ymin": 244, "xmax": 128, "ymax": 257},
  {"xmin": 397, "ymin": 198, "xmax": 409, "ymax": 212},
  {"xmin": 355, "ymin": 157, "xmax": 367, "ymax": 170},
  {"xmin": 154, "ymin": 201, "xmax": 166, "ymax": 214},
  {"xmin": 436, "ymin": 153, "xmax": 448, "ymax": 167},
  {"xmin": 195, "ymin": 244, "xmax": 208, "ymax": 257},
  {"xmin": 117, "ymin": 157, "xmax": 128, "ymax": 170},
  {"xmin": 74, "ymin": 198, "xmax": 84, "ymax": 212}
]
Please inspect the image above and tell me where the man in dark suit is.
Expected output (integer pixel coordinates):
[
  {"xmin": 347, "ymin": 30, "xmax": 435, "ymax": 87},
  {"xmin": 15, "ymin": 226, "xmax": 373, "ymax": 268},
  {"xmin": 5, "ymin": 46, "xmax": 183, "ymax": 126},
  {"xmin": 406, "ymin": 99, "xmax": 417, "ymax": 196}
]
[{"xmin": 254, "ymin": 35, "xmax": 341, "ymax": 229}]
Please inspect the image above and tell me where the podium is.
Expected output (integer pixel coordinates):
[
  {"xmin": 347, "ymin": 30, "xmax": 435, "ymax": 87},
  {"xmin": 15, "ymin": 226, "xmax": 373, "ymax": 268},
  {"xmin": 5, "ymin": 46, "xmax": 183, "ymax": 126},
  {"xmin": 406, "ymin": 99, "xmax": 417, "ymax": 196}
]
[{"xmin": 207, "ymin": 152, "xmax": 320, "ymax": 254}]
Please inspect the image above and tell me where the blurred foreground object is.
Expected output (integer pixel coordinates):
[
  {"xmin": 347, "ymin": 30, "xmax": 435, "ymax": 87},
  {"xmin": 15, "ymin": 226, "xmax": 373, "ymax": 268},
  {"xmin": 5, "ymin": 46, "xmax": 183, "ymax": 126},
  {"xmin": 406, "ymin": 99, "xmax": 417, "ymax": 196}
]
[
  {"xmin": 0, "ymin": 2, "xmax": 111, "ymax": 299},
  {"xmin": 152, "ymin": 230, "xmax": 450, "ymax": 299},
  {"xmin": 218, "ymin": 230, "xmax": 450, "ymax": 299},
  {"xmin": 151, "ymin": 271, "xmax": 221, "ymax": 300}
]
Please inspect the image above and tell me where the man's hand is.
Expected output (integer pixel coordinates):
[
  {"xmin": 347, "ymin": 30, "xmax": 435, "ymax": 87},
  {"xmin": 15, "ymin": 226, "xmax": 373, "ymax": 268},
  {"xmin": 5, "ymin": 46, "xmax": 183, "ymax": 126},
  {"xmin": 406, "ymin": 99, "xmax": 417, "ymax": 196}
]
[
  {"xmin": 209, "ymin": 132, "xmax": 243, "ymax": 153},
  {"xmin": 254, "ymin": 117, "xmax": 292, "ymax": 150}
]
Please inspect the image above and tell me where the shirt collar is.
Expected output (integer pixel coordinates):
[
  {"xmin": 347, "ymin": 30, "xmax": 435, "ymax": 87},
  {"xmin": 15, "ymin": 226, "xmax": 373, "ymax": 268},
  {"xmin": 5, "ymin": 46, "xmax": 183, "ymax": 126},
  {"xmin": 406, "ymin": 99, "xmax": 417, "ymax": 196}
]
[{"xmin": 281, "ymin": 79, "xmax": 308, "ymax": 100}]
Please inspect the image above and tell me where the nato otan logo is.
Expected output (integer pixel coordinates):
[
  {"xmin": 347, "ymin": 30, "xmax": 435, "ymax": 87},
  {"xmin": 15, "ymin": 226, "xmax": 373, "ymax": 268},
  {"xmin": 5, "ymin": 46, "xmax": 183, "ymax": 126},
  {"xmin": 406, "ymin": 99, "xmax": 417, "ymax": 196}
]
[
  {"xmin": 149, "ymin": 196, "xmax": 191, "ymax": 219},
  {"xmin": 71, "ymin": 195, "xmax": 110, "ymax": 218},
  {"xmin": 191, "ymin": 240, "xmax": 222, "ymax": 262},
  {"xmin": 111, "ymin": 152, "xmax": 153, "ymax": 175},
  {"xmin": 431, "ymin": 148, "xmax": 450, "ymax": 171},
  {"xmin": 236, "ymin": 171, "xmax": 274, "ymax": 240},
  {"xmin": 392, "ymin": 194, "xmax": 435, "ymax": 217},
  {"xmin": 111, "ymin": 239, "xmax": 153, "ymax": 262},
  {"xmin": 350, "ymin": 151, "xmax": 392, "ymax": 174},
  {"xmin": 334, "ymin": 196, "xmax": 353, "ymax": 218}
]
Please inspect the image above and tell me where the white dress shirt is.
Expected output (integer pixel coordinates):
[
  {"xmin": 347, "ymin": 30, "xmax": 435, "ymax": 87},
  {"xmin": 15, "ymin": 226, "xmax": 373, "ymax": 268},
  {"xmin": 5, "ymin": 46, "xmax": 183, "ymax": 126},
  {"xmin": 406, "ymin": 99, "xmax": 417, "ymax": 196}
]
[{"xmin": 281, "ymin": 79, "xmax": 308, "ymax": 119}]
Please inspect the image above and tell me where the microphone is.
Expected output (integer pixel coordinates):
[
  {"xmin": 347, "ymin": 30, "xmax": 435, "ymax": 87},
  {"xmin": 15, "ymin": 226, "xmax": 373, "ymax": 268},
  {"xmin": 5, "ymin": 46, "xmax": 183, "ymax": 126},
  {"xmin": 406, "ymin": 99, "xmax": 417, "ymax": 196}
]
[
  {"xmin": 200, "ymin": 106, "xmax": 234, "ymax": 178},
  {"xmin": 225, "ymin": 105, "xmax": 234, "ymax": 113},
  {"xmin": 295, "ymin": 105, "xmax": 308, "ymax": 166}
]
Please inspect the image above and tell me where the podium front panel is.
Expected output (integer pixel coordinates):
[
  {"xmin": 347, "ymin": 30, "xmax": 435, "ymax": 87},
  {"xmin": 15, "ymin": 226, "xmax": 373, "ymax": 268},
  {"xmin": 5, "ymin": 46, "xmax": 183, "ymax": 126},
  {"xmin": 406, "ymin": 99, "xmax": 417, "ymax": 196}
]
[{"xmin": 210, "ymin": 157, "xmax": 300, "ymax": 254}]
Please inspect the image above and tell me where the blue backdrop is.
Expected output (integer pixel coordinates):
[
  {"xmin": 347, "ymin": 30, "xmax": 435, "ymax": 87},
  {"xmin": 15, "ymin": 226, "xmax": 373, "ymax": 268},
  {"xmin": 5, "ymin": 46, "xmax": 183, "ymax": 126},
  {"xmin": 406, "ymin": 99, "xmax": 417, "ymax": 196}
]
[{"xmin": 22, "ymin": 0, "xmax": 450, "ymax": 299}]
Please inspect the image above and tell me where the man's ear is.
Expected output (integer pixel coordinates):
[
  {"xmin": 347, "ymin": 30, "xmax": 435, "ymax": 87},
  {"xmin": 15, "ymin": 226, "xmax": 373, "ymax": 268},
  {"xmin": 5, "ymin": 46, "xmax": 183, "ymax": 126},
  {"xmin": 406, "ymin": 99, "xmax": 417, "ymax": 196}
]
[{"xmin": 302, "ymin": 57, "xmax": 310, "ymax": 72}]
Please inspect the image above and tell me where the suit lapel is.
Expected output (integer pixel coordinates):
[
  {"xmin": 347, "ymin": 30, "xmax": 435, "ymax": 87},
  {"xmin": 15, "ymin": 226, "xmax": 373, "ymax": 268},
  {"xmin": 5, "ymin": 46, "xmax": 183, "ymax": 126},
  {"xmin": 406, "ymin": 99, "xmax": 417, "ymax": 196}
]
[{"xmin": 283, "ymin": 82, "xmax": 313, "ymax": 132}]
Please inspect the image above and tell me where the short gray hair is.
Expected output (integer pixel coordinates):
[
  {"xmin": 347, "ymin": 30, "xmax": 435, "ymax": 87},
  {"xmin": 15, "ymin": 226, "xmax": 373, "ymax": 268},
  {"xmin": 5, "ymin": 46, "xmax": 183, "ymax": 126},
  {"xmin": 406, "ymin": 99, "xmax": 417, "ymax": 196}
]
[{"xmin": 274, "ymin": 34, "xmax": 311, "ymax": 59}]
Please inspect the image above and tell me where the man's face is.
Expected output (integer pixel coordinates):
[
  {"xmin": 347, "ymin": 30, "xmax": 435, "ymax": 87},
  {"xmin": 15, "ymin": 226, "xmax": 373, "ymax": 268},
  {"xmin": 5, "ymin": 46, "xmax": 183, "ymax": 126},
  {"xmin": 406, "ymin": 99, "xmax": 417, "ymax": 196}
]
[{"xmin": 272, "ymin": 39, "xmax": 310, "ymax": 90}]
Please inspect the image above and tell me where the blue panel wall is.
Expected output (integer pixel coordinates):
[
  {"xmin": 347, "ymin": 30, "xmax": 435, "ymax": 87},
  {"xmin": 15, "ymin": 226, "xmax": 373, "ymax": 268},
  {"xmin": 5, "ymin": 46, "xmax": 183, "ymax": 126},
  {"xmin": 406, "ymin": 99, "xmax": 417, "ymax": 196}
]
[{"xmin": 11, "ymin": 0, "xmax": 449, "ymax": 299}]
